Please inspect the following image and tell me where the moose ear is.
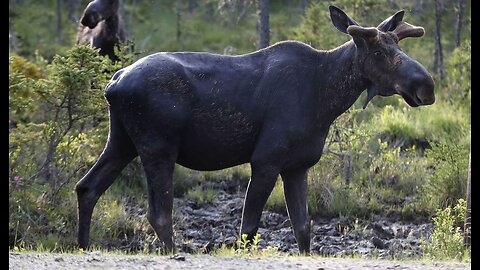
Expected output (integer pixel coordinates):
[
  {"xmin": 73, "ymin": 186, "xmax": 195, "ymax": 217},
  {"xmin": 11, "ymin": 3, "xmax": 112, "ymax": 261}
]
[
  {"xmin": 377, "ymin": 10, "xmax": 405, "ymax": 32},
  {"xmin": 329, "ymin": 6, "xmax": 359, "ymax": 34}
]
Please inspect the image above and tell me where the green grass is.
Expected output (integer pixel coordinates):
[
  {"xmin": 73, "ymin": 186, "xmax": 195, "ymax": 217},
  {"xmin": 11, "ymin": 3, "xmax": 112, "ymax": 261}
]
[
  {"xmin": 265, "ymin": 178, "xmax": 285, "ymax": 213},
  {"xmin": 185, "ymin": 186, "xmax": 216, "ymax": 205}
]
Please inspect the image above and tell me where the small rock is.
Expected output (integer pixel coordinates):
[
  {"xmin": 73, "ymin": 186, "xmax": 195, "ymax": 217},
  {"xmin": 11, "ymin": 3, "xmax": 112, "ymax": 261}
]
[
  {"xmin": 54, "ymin": 257, "xmax": 64, "ymax": 262},
  {"xmin": 371, "ymin": 236, "xmax": 388, "ymax": 249},
  {"xmin": 169, "ymin": 254, "xmax": 186, "ymax": 261},
  {"xmin": 371, "ymin": 222, "xmax": 394, "ymax": 239}
]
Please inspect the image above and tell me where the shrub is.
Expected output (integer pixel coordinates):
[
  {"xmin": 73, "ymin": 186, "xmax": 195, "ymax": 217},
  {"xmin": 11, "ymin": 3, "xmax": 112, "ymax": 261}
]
[
  {"xmin": 424, "ymin": 139, "xmax": 469, "ymax": 210},
  {"xmin": 9, "ymin": 45, "xmax": 135, "ymax": 251},
  {"xmin": 422, "ymin": 199, "xmax": 470, "ymax": 261}
]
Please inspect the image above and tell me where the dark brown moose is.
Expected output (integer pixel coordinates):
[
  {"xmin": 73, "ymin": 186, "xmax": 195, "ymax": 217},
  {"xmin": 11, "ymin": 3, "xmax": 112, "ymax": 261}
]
[
  {"xmin": 76, "ymin": 6, "xmax": 434, "ymax": 254},
  {"xmin": 76, "ymin": 0, "xmax": 126, "ymax": 61}
]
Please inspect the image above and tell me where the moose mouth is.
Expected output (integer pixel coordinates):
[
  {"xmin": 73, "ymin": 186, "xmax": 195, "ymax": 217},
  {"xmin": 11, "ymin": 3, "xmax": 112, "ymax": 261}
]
[
  {"xmin": 394, "ymin": 84, "xmax": 422, "ymax": 107},
  {"xmin": 399, "ymin": 92, "xmax": 421, "ymax": 107}
]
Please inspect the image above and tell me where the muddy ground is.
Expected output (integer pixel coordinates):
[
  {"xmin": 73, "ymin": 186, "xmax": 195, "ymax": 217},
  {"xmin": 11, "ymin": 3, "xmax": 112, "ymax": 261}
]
[{"xmin": 122, "ymin": 178, "xmax": 436, "ymax": 259}]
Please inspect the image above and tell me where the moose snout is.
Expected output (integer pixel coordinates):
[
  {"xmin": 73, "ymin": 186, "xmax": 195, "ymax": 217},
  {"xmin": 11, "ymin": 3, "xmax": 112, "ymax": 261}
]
[
  {"xmin": 81, "ymin": 12, "xmax": 101, "ymax": 28},
  {"xmin": 404, "ymin": 70, "xmax": 435, "ymax": 106},
  {"xmin": 414, "ymin": 75, "xmax": 435, "ymax": 105}
]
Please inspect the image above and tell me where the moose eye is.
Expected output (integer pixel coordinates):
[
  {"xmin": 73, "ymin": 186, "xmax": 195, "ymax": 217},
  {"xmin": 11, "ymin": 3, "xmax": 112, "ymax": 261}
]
[{"xmin": 373, "ymin": 51, "xmax": 382, "ymax": 57}]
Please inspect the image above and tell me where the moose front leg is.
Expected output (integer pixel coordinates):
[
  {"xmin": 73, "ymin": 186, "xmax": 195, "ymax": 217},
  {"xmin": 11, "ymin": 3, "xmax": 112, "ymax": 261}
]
[
  {"xmin": 281, "ymin": 168, "xmax": 311, "ymax": 254},
  {"xmin": 240, "ymin": 163, "xmax": 279, "ymax": 242}
]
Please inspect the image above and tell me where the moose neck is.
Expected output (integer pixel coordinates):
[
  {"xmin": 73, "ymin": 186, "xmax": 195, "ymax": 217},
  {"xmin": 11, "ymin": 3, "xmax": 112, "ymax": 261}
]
[
  {"xmin": 103, "ymin": 13, "xmax": 120, "ymax": 38},
  {"xmin": 315, "ymin": 40, "xmax": 368, "ymax": 121}
]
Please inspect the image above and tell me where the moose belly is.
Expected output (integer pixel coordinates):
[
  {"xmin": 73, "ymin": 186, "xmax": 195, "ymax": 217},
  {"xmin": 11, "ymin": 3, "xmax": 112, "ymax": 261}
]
[
  {"xmin": 176, "ymin": 106, "xmax": 257, "ymax": 171},
  {"xmin": 176, "ymin": 132, "xmax": 255, "ymax": 171}
]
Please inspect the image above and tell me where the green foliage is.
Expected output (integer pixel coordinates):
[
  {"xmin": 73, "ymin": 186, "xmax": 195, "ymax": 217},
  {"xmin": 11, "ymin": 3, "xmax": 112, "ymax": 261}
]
[
  {"xmin": 265, "ymin": 179, "xmax": 285, "ymax": 213},
  {"xmin": 372, "ymin": 103, "xmax": 468, "ymax": 148},
  {"xmin": 185, "ymin": 186, "xmax": 216, "ymax": 205},
  {"xmin": 9, "ymin": 181, "xmax": 79, "ymax": 250},
  {"xmin": 291, "ymin": 2, "xmax": 349, "ymax": 49},
  {"xmin": 290, "ymin": 0, "xmax": 395, "ymax": 50},
  {"xmin": 329, "ymin": 186, "xmax": 364, "ymax": 217},
  {"xmin": 215, "ymin": 233, "xmax": 279, "ymax": 256},
  {"xmin": 234, "ymin": 233, "xmax": 279, "ymax": 256},
  {"xmin": 9, "ymin": 45, "xmax": 134, "ymax": 251},
  {"xmin": 9, "ymin": 45, "xmax": 114, "ymax": 185},
  {"xmin": 424, "ymin": 139, "xmax": 469, "ymax": 210},
  {"xmin": 422, "ymin": 199, "xmax": 470, "ymax": 261},
  {"xmin": 443, "ymin": 39, "xmax": 471, "ymax": 109},
  {"xmin": 307, "ymin": 162, "xmax": 367, "ymax": 218},
  {"xmin": 173, "ymin": 164, "xmax": 250, "ymax": 197},
  {"xmin": 91, "ymin": 198, "xmax": 144, "ymax": 243}
]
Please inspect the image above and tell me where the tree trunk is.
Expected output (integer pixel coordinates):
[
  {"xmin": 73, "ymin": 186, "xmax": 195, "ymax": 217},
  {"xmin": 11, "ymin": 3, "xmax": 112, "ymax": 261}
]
[
  {"xmin": 188, "ymin": 0, "xmax": 196, "ymax": 14},
  {"xmin": 176, "ymin": 5, "xmax": 181, "ymax": 43},
  {"xmin": 56, "ymin": 0, "xmax": 62, "ymax": 43},
  {"xmin": 128, "ymin": 0, "xmax": 137, "ymax": 38},
  {"xmin": 68, "ymin": 0, "xmax": 76, "ymax": 23},
  {"xmin": 120, "ymin": 0, "xmax": 126, "ymax": 22},
  {"xmin": 413, "ymin": 0, "xmax": 424, "ymax": 13},
  {"xmin": 257, "ymin": 0, "xmax": 269, "ymax": 49},
  {"xmin": 301, "ymin": 0, "xmax": 308, "ymax": 15},
  {"xmin": 455, "ymin": 0, "xmax": 465, "ymax": 47},
  {"xmin": 464, "ymin": 150, "xmax": 471, "ymax": 246},
  {"xmin": 433, "ymin": 0, "xmax": 445, "ymax": 80}
]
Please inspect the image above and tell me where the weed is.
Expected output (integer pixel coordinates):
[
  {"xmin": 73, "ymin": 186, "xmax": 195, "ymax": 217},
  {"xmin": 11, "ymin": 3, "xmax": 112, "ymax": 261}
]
[{"xmin": 225, "ymin": 233, "xmax": 280, "ymax": 256}]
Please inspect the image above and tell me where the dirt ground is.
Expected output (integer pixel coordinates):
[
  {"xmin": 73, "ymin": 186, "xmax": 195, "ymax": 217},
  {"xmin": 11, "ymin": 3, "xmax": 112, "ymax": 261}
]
[{"xmin": 9, "ymin": 251, "xmax": 471, "ymax": 270}]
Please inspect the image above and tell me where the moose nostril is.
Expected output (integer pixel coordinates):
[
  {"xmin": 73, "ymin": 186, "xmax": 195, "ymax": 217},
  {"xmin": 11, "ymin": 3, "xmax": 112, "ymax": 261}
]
[
  {"xmin": 416, "ymin": 82, "xmax": 435, "ymax": 105},
  {"xmin": 419, "ymin": 92, "xmax": 435, "ymax": 105}
]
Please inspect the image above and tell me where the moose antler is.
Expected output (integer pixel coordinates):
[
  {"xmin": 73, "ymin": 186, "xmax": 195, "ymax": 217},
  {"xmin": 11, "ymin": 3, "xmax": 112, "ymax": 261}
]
[
  {"xmin": 393, "ymin": 21, "xmax": 424, "ymax": 40},
  {"xmin": 347, "ymin": 25, "xmax": 378, "ymax": 39}
]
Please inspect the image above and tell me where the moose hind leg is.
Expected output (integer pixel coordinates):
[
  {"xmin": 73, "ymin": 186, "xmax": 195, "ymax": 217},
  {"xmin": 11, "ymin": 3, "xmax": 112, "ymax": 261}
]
[
  {"xmin": 281, "ymin": 168, "xmax": 310, "ymax": 254},
  {"xmin": 137, "ymin": 142, "xmax": 178, "ymax": 253},
  {"xmin": 75, "ymin": 114, "xmax": 137, "ymax": 249}
]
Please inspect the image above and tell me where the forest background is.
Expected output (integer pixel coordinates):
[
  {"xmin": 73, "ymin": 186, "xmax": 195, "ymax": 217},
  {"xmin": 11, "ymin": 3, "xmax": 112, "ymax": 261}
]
[{"xmin": 9, "ymin": 0, "xmax": 471, "ymax": 259}]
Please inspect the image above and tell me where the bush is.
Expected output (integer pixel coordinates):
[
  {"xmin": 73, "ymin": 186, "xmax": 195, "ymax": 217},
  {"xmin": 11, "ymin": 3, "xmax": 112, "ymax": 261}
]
[
  {"xmin": 9, "ymin": 45, "xmax": 135, "ymax": 251},
  {"xmin": 424, "ymin": 139, "xmax": 469, "ymax": 210},
  {"xmin": 422, "ymin": 199, "xmax": 470, "ymax": 261}
]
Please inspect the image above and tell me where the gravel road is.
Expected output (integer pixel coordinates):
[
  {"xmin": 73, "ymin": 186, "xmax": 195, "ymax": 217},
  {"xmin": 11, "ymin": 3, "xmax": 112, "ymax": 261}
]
[{"xmin": 9, "ymin": 251, "xmax": 471, "ymax": 270}]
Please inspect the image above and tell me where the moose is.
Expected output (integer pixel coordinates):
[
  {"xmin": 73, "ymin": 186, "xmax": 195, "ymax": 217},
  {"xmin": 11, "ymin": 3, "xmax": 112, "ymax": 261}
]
[
  {"xmin": 76, "ymin": 0, "xmax": 126, "ymax": 61},
  {"xmin": 76, "ymin": 6, "xmax": 434, "ymax": 254}
]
